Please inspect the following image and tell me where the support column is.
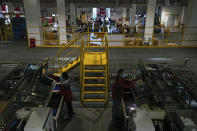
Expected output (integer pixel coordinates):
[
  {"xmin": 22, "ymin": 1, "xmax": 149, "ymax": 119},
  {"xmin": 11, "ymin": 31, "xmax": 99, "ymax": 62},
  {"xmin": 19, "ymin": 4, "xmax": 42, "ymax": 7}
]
[
  {"xmin": 122, "ymin": 8, "xmax": 127, "ymax": 24},
  {"xmin": 183, "ymin": 0, "xmax": 197, "ymax": 45},
  {"xmin": 57, "ymin": 0, "xmax": 67, "ymax": 45},
  {"xmin": 180, "ymin": 6, "xmax": 186, "ymax": 25},
  {"xmin": 70, "ymin": 3, "xmax": 76, "ymax": 26},
  {"xmin": 130, "ymin": 4, "xmax": 136, "ymax": 29},
  {"xmin": 76, "ymin": 7, "xmax": 81, "ymax": 18},
  {"xmin": 144, "ymin": 0, "xmax": 156, "ymax": 41},
  {"xmin": 23, "ymin": 0, "xmax": 43, "ymax": 46}
]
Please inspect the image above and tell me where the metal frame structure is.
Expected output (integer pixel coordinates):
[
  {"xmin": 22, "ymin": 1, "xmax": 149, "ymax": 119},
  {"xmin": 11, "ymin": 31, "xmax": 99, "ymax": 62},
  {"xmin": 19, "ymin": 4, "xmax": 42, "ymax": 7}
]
[
  {"xmin": 49, "ymin": 32, "xmax": 109, "ymax": 104},
  {"xmin": 26, "ymin": 26, "xmax": 197, "ymax": 48}
]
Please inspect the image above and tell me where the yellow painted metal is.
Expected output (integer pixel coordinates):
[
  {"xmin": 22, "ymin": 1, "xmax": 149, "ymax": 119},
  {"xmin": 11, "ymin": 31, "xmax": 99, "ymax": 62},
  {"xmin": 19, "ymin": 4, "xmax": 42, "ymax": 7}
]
[
  {"xmin": 25, "ymin": 26, "xmax": 197, "ymax": 48},
  {"xmin": 4, "ymin": 23, "xmax": 13, "ymax": 41},
  {"xmin": 62, "ymin": 47, "xmax": 79, "ymax": 59},
  {"xmin": 52, "ymin": 33, "xmax": 84, "ymax": 76},
  {"xmin": 84, "ymin": 77, "xmax": 105, "ymax": 79},
  {"xmin": 105, "ymin": 33, "xmax": 109, "ymax": 104},
  {"xmin": 55, "ymin": 34, "xmax": 83, "ymax": 56},
  {"xmin": 84, "ymin": 70, "xmax": 105, "ymax": 72},
  {"xmin": 83, "ymin": 91, "xmax": 106, "ymax": 94},
  {"xmin": 60, "ymin": 49, "xmax": 80, "ymax": 67},
  {"xmin": 84, "ymin": 84, "xmax": 105, "ymax": 87},
  {"xmin": 53, "ymin": 72, "xmax": 62, "ymax": 77},
  {"xmin": 61, "ymin": 57, "xmax": 80, "ymax": 72},
  {"xmin": 80, "ymin": 33, "xmax": 109, "ymax": 104},
  {"xmin": 36, "ymin": 45, "xmax": 197, "ymax": 48},
  {"xmin": 81, "ymin": 65, "xmax": 85, "ymax": 104},
  {"xmin": 83, "ymin": 99, "xmax": 107, "ymax": 102},
  {"xmin": 80, "ymin": 39, "xmax": 85, "ymax": 105},
  {"xmin": 83, "ymin": 53, "xmax": 107, "ymax": 65}
]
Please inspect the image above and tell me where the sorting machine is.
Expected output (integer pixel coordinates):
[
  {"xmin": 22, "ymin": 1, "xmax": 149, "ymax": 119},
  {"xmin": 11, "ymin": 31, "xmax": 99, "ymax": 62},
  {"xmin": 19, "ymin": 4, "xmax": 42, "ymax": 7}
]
[
  {"xmin": 0, "ymin": 62, "xmax": 64, "ymax": 131},
  {"xmin": 1, "ymin": 60, "xmax": 197, "ymax": 131},
  {"xmin": 121, "ymin": 61, "xmax": 197, "ymax": 131}
]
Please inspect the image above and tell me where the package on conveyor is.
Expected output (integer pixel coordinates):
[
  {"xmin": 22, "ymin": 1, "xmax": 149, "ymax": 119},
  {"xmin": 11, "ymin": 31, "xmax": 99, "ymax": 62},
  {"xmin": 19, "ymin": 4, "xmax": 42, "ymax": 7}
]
[
  {"xmin": 175, "ymin": 110, "xmax": 197, "ymax": 131},
  {"xmin": 180, "ymin": 117, "xmax": 196, "ymax": 127}
]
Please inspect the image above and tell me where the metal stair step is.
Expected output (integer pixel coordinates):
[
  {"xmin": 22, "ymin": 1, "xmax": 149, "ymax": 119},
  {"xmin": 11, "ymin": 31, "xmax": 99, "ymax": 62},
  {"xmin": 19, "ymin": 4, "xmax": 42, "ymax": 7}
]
[
  {"xmin": 84, "ymin": 84, "xmax": 105, "ymax": 87},
  {"xmin": 83, "ymin": 91, "xmax": 106, "ymax": 94},
  {"xmin": 84, "ymin": 70, "xmax": 105, "ymax": 72},
  {"xmin": 87, "ymin": 52, "xmax": 105, "ymax": 54},
  {"xmin": 83, "ymin": 99, "xmax": 107, "ymax": 102},
  {"xmin": 84, "ymin": 77, "xmax": 105, "ymax": 79}
]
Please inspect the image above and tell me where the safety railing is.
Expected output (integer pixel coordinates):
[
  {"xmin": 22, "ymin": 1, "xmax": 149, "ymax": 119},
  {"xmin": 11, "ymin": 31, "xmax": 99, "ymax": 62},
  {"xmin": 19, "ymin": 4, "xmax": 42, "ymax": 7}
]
[
  {"xmin": 52, "ymin": 33, "xmax": 84, "ymax": 73},
  {"xmin": 0, "ymin": 23, "xmax": 14, "ymax": 41},
  {"xmin": 80, "ymin": 32, "xmax": 109, "ymax": 104},
  {"xmin": 105, "ymin": 33, "xmax": 109, "ymax": 102},
  {"xmin": 80, "ymin": 38, "xmax": 85, "ymax": 103},
  {"xmin": 26, "ymin": 26, "xmax": 197, "ymax": 47}
]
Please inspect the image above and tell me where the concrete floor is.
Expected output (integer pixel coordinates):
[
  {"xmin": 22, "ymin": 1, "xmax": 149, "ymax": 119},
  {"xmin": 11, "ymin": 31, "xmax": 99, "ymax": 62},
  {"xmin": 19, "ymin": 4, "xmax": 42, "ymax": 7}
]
[
  {"xmin": 57, "ymin": 107, "xmax": 117, "ymax": 131},
  {"xmin": 0, "ymin": 40, "xmax": 197, "ymax": 130},
  {"xmin": 0, "ymin": 41, "xmax": 197, "ymax": 71}
]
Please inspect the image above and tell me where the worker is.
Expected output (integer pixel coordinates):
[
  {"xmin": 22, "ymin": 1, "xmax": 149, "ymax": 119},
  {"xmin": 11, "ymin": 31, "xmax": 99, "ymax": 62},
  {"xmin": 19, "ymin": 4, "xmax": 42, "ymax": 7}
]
[
  {"xmin": 112, "ymin": 68, "xmax": 135, "ymax": 129},
  {"xmin": 60, "ymin": 72, "xmax": 75, "ymax": 119},
  {"xmin": 98, "ymin": 17, "xmax": 103, "ymax": 32}
]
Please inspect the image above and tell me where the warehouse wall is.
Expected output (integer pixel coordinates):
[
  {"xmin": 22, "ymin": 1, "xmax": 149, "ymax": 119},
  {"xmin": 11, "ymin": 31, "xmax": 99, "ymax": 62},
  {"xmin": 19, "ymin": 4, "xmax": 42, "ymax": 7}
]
[
  {"xmin": 183, "ymin": 0, "xmax": 197, "ymax": 46},
  {"xmin": 161, "ymin": 6, "xmax": 183, "ymax": 27}
]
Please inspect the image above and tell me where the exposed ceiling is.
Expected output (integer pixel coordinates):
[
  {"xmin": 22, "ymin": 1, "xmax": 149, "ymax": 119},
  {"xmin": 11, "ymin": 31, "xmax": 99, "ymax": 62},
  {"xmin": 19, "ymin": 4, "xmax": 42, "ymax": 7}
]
[{"xmin": 1, "ymin": 0, "xmax": 188, "ymax": 6}]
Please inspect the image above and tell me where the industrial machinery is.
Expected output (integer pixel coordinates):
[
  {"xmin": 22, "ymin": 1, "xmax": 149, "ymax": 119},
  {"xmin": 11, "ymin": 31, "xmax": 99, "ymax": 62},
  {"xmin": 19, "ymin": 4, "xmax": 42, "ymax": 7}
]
[
  {"xmin": 24, "ymin": 108, "xmax": 54, "ymax": 131},
  {"xmin": 0, "ymin": 62, "xmax": 64, "ymax": 131},
  {"xmin": 120, "ymin": 60, "xmax": 197, "ymax": 131},
  {"xmin": 1, "ymin": 58, "xmax": 197, "ymax": 131}
]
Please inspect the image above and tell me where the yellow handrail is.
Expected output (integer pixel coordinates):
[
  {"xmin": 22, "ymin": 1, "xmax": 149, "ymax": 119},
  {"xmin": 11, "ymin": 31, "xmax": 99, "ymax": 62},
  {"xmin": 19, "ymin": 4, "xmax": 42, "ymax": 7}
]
[
  {"xmin": 61, "ymin": 47, "xmax": 79, "ymax": 59},
  {"xmin": 105, "ymin": 33, "xmax": 109, "ymax": 102},
  {"xmin": 55, "ymin": 33, "xmax": 83, "ymax": 57},
  {"xmin": 52, "ymin": 33, "xmax": 83, "ymax": 69},
  {"xmin": 80, "ymin": 38, "xmax": 85, "ymax": 105},
  {"xmin": 59, "ymin": 48, "xmax": 80, "ymax": 68},
  {"xmin": 25, "ymin": 26, "xmax": 197, "ymax": 48}
]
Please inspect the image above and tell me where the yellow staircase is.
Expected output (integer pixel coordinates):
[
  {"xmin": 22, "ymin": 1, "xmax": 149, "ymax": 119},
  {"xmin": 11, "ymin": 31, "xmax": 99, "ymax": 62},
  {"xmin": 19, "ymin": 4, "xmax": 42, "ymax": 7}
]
[
  {"xmin": 80, "ymin": 33, "xmax": 109, "ymax": 104},
  {"xmin": 52, "ymin": 33, "xmax": 109, "ymax": 104},
  {"xmin": 52, "ymin": 34, "xmax": 83, "ymax": 76}
]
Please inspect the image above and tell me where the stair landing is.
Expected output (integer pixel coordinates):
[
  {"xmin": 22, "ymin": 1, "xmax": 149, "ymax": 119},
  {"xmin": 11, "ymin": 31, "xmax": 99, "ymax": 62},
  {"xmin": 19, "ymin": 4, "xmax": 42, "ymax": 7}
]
[{"xmin": 84, "ymin": 52, "xmax": 107, "ymax": 66}]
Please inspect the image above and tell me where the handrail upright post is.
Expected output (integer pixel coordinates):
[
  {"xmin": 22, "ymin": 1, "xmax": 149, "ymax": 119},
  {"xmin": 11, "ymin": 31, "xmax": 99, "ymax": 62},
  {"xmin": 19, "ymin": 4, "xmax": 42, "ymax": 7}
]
[
  {"xmin": 152, "ymin": 27, "xmax": 154, "ymax": 45},
  {"xmin": 181, "ymin": 26, "xmax": 185, "ymax": 45},
  {"xmin": 58, "ymin": 55, "xmax": 61, "ymax": 69},
  {"xmin": 73, "ymin": 27, "xmax": 75, "ymax": 45},
  {"xmin": 167, "ymin": 27, "xmax": 170, "ymax": 44},
  {"xmin": 88, "ymin": 27, "xmax": 90, "ymax": 45},
  {"xmin": 80, "ymin": 38, "xmax": 85, "ymax": 105},
  {"xmin": 43, "ymin": 27, "xmax": 46, "ymax": 45},
  {"xmin": 58, "ymin": 27, "xmax": 60, "ymax": 45},
  {"xmin": 123, "ymin": 27, "xmax": 125, "ymax": 47}
]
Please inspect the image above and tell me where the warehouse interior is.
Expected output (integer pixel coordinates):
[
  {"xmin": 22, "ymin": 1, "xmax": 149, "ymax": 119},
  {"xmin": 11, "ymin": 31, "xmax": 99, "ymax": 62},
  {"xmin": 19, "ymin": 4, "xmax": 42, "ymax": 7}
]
[{"xmin": 0, "ymin": 0, "xmax": 197, "ymax": 131}]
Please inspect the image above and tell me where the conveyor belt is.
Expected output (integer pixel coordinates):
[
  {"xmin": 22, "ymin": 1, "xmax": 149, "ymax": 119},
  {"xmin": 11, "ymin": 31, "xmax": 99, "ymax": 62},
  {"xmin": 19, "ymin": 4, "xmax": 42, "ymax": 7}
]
[
  {"xmin": 171, "ymin": 69, "xmax": 197, "ymax": 102},
  {"xmin": 145, "ymin": 67, "xmax": 188, "ymax": 126}
]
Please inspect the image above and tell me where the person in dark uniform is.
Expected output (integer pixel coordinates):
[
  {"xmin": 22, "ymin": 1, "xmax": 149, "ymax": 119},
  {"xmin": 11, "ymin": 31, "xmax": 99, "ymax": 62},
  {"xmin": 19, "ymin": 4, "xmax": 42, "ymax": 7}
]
[
  {"xmin": 60, "ymin": 72, "xmax": 74, "ymax": 119},
  {"xmin": 112, "ymin": 69, "xmax": 135, "ymax": 129},
  {"xmin": 98, "ymin": 17, "xmax": 103, "ymax": 32}
]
